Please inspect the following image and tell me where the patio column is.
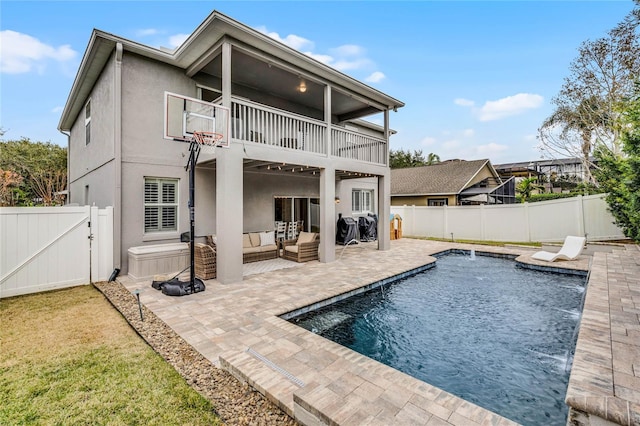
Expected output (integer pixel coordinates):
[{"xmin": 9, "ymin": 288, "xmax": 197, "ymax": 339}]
[
  {"xmin": 378, "ymin": 171, "xmax": 390, "ymax": 251},
  {"xmin": 319, "ymin": 166, "xmax": 336, "ymax": 263},
  {"xmin": 216, "ymin": 42, "xmax": 243, "ymax": 284},
  {"xmin": 379, "ymin": 109, "xmax": 391, "ymax": 251},
  {"xmin": 324, "ymin": 84, "xmax": 331, "ymax": 157}
]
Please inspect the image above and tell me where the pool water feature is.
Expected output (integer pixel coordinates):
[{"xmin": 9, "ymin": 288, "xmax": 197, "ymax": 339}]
[{"xmin": 289, "ymin": 253, "xmax": 586, "ymax": 426}]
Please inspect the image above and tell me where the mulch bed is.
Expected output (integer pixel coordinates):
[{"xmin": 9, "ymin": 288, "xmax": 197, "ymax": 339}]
[{"xmin": 94, "ymin": 281, "xmax": 297, "ymax": 426}]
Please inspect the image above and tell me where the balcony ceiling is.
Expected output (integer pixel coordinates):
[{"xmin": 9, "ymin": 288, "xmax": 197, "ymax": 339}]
[
  {"xmin": 199, "ymin": 159, "xmax": 377, "ymax": 180},
  {"xmin": 199, "ymin": 49, "xmax": 377, "ymax": 122}
]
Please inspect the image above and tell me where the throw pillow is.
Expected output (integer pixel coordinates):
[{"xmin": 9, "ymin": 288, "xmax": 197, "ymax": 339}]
[
  {"xmin": 260, "ymin": 231, "xmax": 275, "ymax": 246},
  {"xmin": 297, "ymin": 231, "xmax": 315, "ymax": 244},
  {"xmin": 249, "ymin": 232, "xmax": 261, "ymax": 247}
]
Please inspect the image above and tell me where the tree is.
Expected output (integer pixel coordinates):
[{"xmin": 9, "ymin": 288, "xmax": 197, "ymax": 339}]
[
  {"xmin": 594, "ymin": 84, "xmax": 640, "ymax": 242},
  {"xmin": 516, "ymin": 177, "xmax": 543, "ymax": 202},
  {"xmin": 0, "ymin": 138, "xmax": 67, "ymax": 206},
  {"xmin": 426, "ymin": 152, "xmax": 441, "ymax": 165},
  {"xmin": 538, "ymin": 4, "xmax": 640, "ymax": 183},
  {"xmin": 0, "ymin": 169, "xmax": 24, "ymax": 206},
  {"xmin": 389, "ymin": 149, "xmax": 435, "ymax": 168}
]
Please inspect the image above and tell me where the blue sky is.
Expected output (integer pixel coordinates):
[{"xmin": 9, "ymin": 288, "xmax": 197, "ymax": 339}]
[{"xmin": 0, "ymin": 1, "xmax": 635, "ymax": 164}]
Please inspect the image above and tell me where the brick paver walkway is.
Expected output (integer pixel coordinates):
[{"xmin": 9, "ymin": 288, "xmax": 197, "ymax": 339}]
[{"xmin": 120, "ymin": 238, "xmax": 637, "ymax": 425}]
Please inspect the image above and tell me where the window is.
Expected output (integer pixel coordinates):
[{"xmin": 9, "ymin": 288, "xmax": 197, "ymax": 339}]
[
  {"xmin": 85, "ymin": 100, "xmax": 91, "ymax": 145},
  {"xmin": 428, "ymin": 198, "xmax": 448, "ymax": 206},
  {"xmin": 144, "ymin": 178, "xmax": 178, "ymax": 233},
  {"xmin": 352, "ymin": 189, "xmax": 374, "ymax": 213}
]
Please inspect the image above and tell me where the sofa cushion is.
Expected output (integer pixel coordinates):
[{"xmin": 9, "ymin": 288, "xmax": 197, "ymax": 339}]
[
  {"xmin": 297, "ymin": 231, "xmax": 316, "ymax": 244},
  {"xmin": 284, "ymin": 245, "xmax": 299, "ymax": 254},
  {"xmin": 260, "ymin": 231, "xmax": 275, "ymax": 246},
  {"xmin": 243, "ymin": 234, "xmax": 252, "ymax": 248},
  {"xmin": 243, "ymin": 246, "xmax": 262, "ymax": 254},
  {"xmin": 249, "ymin": 232, "xmax": 261, "ymax": 247},
  {"xmin": 259, "ymin": 244, "xmax": 277, "ymax": 253}
]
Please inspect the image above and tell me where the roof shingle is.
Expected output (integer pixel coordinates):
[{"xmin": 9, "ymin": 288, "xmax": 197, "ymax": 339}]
[{"xmin": 391, "ymin": 159, "xmax": 490, "ymax": 195}]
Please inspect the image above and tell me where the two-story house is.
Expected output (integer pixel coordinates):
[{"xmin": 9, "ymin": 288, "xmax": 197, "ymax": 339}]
[{"xmin": 58, "ymin": 11, "xmax": 404, "ymax": 283}]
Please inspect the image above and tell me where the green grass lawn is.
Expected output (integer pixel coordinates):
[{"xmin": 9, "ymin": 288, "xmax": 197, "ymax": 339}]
[
  {"xmin": 0, "ymin": 285, "xmax": 220, "ymax": 426},
  {"xmin": 412, "ymin": 236, "xmax": 542, "ymax": 247}
]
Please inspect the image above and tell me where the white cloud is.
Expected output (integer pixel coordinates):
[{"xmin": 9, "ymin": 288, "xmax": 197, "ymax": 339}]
[
  {"xmin": 256, "ymin": 26, "xmax": 314, "ymax": 51},
  {"xmin": 421, "ymin": 137, "xmax": 437, "ymax": 147},
  {"xmin": 0, "ymin": 30, "xmax": 76, "ymax": 74},
  {"xmin": 332, "ymin": 58, "xmax": 373, "ymax": 72},
  {"xmin": 478, "ymin": 93, "xmax": 543, "ymax": 121},
  {"xmin": 476, "ymin": 142, "xmax": 508, "ymax": 156},
  {"xmin": 462, "ymin": 129, "xmax": 475, "ymax": 138},
  {"xmin": 443, "ymin": 139, "xmax": 461, "ymax": 150},
  {"xmin": 168, "ymin": 33, "xmax": 189, "ymax": 48},
  {"xmin": 330, "ymin": 44, "xmax": 365, "ymax": 57},
  {"xmin": 51, "ymin": 106, "xmax": 63, "ymax": 113},
  {"xmin": 136, "ymin": 28, "xmax": 160, "ymax": 37},
  {"xmin": 454, "ymin": 98, "xmax": 475, "ymax": 107},
  {"xmin": 257, "ymin": 25, "xmax": 381, "ymax": 77},
  {"xmin": 365, "ymin": 71, "xmax": 385, "ymax": 83}
]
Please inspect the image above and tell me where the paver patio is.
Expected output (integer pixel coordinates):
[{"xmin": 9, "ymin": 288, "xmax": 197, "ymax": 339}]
[{"xmin": 119, "ymin": 238, "xmax": 639, "ymax": 425}]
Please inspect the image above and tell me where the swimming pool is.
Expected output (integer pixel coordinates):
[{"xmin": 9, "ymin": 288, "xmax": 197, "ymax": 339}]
[{"xmin": 288, "ymin": 252, "xmax": 586, "ymax": 425}]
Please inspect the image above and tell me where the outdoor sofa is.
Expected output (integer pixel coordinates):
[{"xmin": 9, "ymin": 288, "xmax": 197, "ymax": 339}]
[{"xmin": 207, "ymin": 231, "xmax": 279, "ymax": 264}]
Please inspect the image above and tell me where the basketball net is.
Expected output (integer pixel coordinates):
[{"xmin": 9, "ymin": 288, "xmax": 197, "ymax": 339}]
[{"xmin": 193, "ymin": 131, "xmax": 223, "ymax": 154}]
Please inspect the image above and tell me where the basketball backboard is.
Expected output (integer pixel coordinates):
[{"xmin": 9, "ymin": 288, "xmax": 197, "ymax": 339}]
[{"xmin": 164, "ymin": 92, "xmax": 230, "ymax": 147}]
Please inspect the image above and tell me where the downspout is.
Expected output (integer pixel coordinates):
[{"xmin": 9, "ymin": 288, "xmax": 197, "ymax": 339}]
[
  {"xmin": 59, "ymin": 130, "xmax": 71, "ymax": 204},
  {"xmin": 113, "ymin": 43, "xmax": 123, "ymax": 270}
]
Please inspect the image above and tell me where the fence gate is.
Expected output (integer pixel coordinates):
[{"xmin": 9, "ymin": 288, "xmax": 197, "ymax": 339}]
[{"xmin": 0, "ymin": 206, "xmax": 112, "ymax": 298}]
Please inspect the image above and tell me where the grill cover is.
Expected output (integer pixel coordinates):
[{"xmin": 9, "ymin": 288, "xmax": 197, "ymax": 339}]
[
  {"xmin": 358, "ymin": 215, "xmax": 377, "ymax": 241},
  {"xmin": 336, "ymin": 216, "xmax": 358, "ymax": 245}
]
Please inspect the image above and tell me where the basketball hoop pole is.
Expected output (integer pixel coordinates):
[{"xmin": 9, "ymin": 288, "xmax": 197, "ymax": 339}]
[{"xmin": 186, "ymin": 139, "xmax": 200, "ymax": 293}]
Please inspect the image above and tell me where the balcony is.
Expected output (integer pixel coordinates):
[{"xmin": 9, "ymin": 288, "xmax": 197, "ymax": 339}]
[{"xmin": 230, "ymin": 97, "xmax": 388, "ymax": 166}]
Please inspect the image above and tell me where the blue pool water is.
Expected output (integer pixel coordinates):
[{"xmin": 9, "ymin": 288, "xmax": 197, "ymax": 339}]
[{"xmin": 289, "ymin": 253, "xmax": 586, "ymax": 425}]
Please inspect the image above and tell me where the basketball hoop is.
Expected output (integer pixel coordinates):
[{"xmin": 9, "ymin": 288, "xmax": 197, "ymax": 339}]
[{"xmin": 193, "ymin": 131, "xmax": 223, "ymax": 146}]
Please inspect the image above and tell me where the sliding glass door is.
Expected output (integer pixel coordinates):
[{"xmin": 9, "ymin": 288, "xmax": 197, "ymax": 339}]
[{"xmin": 274, "ymin": 196, "xmax": 320, "ymax": 232}]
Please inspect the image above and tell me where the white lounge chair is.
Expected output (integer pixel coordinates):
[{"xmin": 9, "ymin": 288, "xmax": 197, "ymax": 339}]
[{"xmin": 531, "ymin": 236, "xmax": 586, "ymax": 262}]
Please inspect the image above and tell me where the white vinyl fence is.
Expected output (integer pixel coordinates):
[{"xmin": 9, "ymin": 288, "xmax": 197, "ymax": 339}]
[
  {"xmin": 0, "ymin": 206, "xmax": 113, "ymax": 298},
  {"xmin": 391, "ymin": 194, "xmax": 624, "ymax": 243}
]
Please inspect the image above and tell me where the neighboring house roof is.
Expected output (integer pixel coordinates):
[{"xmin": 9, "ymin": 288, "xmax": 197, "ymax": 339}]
[
  {"xmin": 58, "ymin": 10, "xmax": 404, "ymax": 132},
  {"xmin": 391, "ymin": 159, "xmax": 497, "ymax": 196}
]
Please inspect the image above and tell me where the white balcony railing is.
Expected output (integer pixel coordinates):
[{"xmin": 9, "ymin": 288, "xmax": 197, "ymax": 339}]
[
  {"xmin": 230, "ymin": 97, "xmax": 388, "ymax": 165},
  {"xmin": 331, "ymin": 128, "xmax": 388, "ymax": 166},
  {"xmin": 231, "ymin": 98, "xmax": 327, "ymax": 155}
]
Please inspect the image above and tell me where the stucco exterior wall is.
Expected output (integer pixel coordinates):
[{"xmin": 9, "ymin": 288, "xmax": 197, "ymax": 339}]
[
  {"xmin": 68, "ymin": 162, "xmax": 115, "ymax": 207},
  {"xmin": 68, "ymin": 52, "xmax": 116, "ymax": 206},
  {"xmin": 117, "ymin": 52, "xmax": 200, "ymax": 271},
  {"xmin": 336, "ymin": 177, "xmax": 378, "ymax": 218},
  {"xmin": 121, "ymin": 53, "xmax": 194, "ymax": 162},
  {"xmin": 119, "ymin": 163, "xmax": 189, "ymax": 273}
]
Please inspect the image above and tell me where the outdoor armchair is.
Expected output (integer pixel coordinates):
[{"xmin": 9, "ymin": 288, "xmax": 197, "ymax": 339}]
[{"xmin": 282, "ymin": 231, "xmax": 319, "ymax": 263}]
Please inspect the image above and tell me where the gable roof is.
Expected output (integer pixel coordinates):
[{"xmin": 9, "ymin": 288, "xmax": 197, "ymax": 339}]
[
  {"xmin": 391, "ymin": 159, "xmax": 497, "ymax": 196},
  {"xmin": 58, "ymin": 10, "xmax": 404, "ymax": 132}
]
